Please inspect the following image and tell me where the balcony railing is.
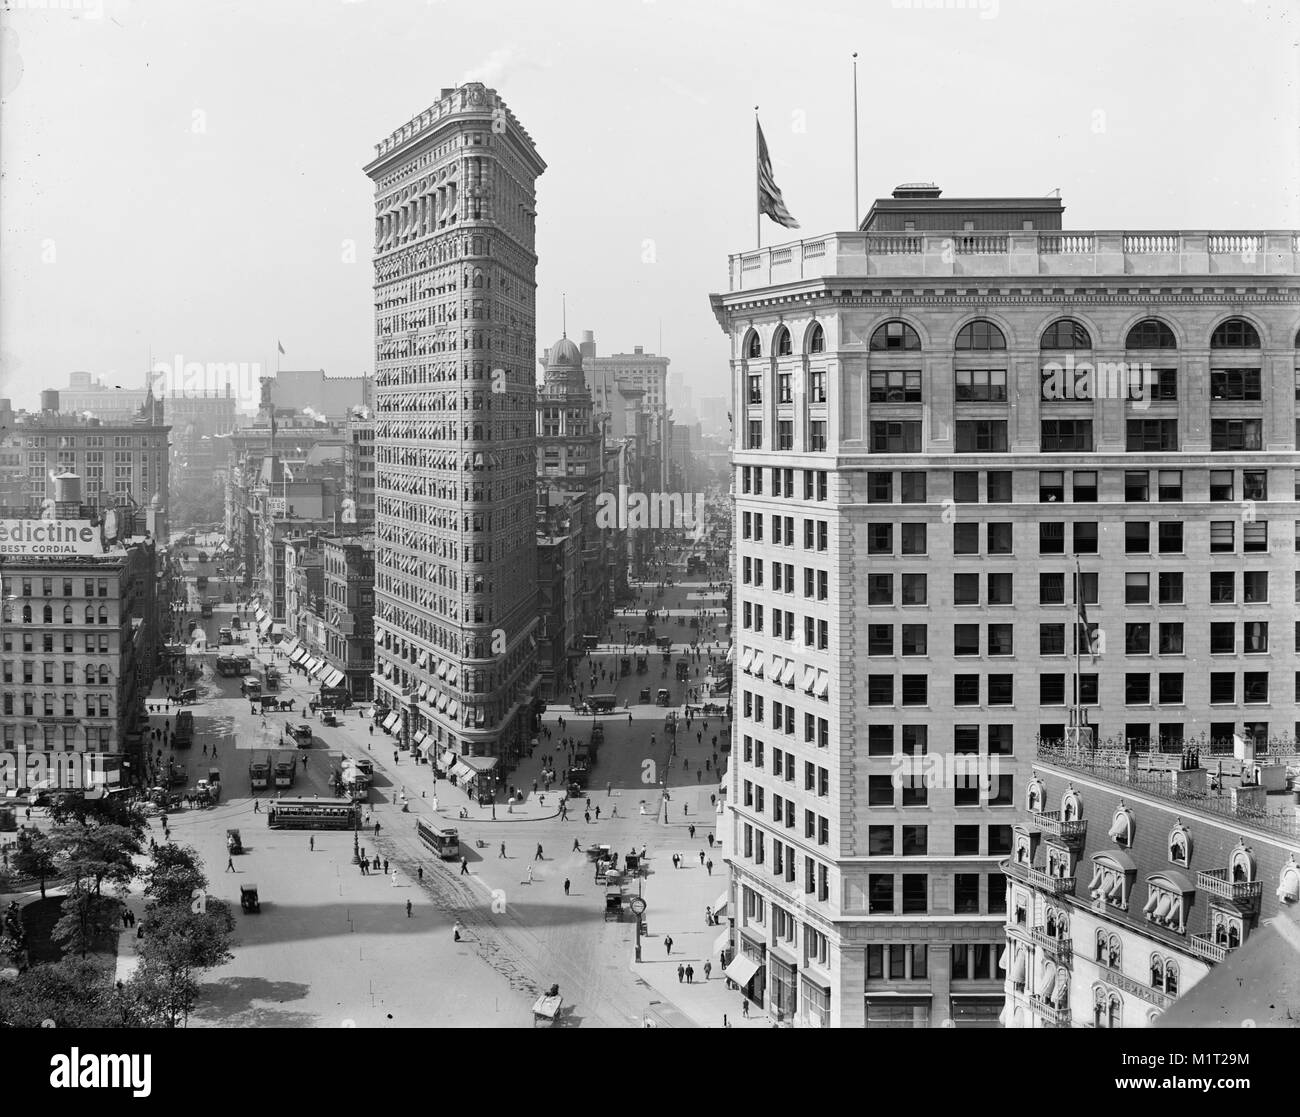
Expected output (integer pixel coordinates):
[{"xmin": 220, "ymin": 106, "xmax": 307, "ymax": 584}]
[
  {"xmin": 1027, "ymin": 996, "xmax": 1072, "ymax": 1028},
  {"xmin": 1003, "ymin": 858, "xmax": 1077, "ymax": 897},
  {"xmin": 1032, "ymin": 928, "xmax": 1073, "ymax": 963},
  {"xmin": 1197, "ymin": 869, "xmax": 1264, "ymax": 907},
  {"xmin": 726, "ymin": 229, "xmax": 1300, "ymax": 291},
  {"xmin": 1189, "ymin": 934, "xmax": 1232, "ymax": 965},
  {"xmin": 1033, "ymin": 812, "xmax": 1088, "ymax": 844}
]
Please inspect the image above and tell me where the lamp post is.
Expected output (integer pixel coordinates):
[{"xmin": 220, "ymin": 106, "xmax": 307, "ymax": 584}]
[{"xmin": 351, "ymin": 795, "xmax": 361, "ymax": 865}]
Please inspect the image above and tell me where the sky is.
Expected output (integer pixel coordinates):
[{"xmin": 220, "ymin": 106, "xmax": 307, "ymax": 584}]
[{"xmin": 1, "ymin": 0, "xmax": 1297, "ymax": 414}]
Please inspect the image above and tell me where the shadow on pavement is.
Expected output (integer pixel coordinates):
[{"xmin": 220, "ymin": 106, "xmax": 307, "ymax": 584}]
[{"xmin": 191, "ymin": 976, "xmax": 316, "ymax": 1028}]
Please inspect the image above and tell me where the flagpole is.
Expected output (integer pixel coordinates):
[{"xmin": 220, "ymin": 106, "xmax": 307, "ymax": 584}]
[
  {"xmin": 852, "ymin": 53, "xmax": 860, "ymax": 228},
  {"xmin": 1074, "ymin": 561, "xmax": 1082, "ymax": 732},
  {"xmin": 755, "ymin": 106, "xmax": 761, "ymax": 249}
]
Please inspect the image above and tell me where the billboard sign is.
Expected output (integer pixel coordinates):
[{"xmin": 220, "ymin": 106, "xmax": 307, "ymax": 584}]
[{"xmin": 0, "ymin": 518, "xmax": 117, "ymax": 557}]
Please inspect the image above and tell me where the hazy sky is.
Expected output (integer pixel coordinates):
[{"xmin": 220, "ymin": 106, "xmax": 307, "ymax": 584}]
[{"xmin": 2, "ymin": 0, "xmax": 1296, "ymax": 413}]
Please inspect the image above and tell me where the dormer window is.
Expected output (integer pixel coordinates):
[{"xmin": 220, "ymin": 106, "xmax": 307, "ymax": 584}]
[
  {"xmin": 1089, "ymin": 852, "xmax": 1136, "ymax": 910},
  {"xmin": 1168, "ymin": 821, "xmax": 1192, "ymax": 867},
  {"xmin": 1060, "ymin": 787, "xmax": 1082, "ymax": 822},
  {"xmin": 1108, "ymin": 803, "xmax": 1135, "ymax": 848},
  {"xmin": 1093, "ymin": 986, "xmax": 1123, "ymax": 1028},
  {"xmin": 1228, "ymin": 839, "xmax": 1256, "ymax": 884},
  {"xmin": 1094, "ymin": 930, "xmax": 1122, "ymax": 970},
  {"xmin": 1026, "ymin": 778, "xmax": 1045, "ymax": 814},
  {"xmin": 1143, "ymin": 872, "xmax": 1195, "ymax": 935},
  {"xmin": 1279, "ymin": 857, "xmax": 1300, "ymax": 904},
  {"xmin": 1149, "ymin": 954, "xmax": 1179, "ymax": 996}
]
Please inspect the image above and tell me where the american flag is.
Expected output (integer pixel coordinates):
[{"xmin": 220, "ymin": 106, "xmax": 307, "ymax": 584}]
[{"xmin": 757, "ymin": 119, "xmax": 800, "ymax": 230}]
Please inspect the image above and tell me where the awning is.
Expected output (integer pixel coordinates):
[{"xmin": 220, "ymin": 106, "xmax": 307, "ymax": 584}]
[
  {"xmin": 780, "ymin": 661, "xmax": 796, "ymax": 686},
  {"xmin": 723, "ymin": 954, "xmax": 761, "ymax": 987},
  {"xmin": 437, "ymin": 660, "xmax": 448, "ymax": 678},
  {"xmin": 451, "ymin": 761, "xmax": 477, "ymax": 783},
  {"xmin": 1278, "ymin": 872, "xmax": 1300, "ymax": 903},
  {"xmin": 382, "ymin": 711, "xmax": 400, "ymax": 732},
  {"xmin": 436, "ymin": 694, "xmax": 448, "ymax": 711},
  {"xmin": 259, "ymin": 617, "xmax": 273, "ymax": 634},
  {"xmin": 714, "ymin": 928, "xmax": 732, "ymax": 954},
  {"xmin": 725, "ymin": 644, "xmax": 735, "ymax": 664},
  {"xmin": 412, "ymin": 730, "xmax": 427, "ymax": 747},
  {"xmin": 801, "ymin": 666, "xmax": 816, "ymax": 691},
  {"xmin": 997, "ymin": 945, "xmax": 1009, "ymax": 970},
  {"xmin": 417, "ymin": 683, "xmax": 429, "ymax": 700},
  {"xmin": 1153, "ymin": 893, "xmax": 1173, "ymax": 921},
  {"xmin": 440, "ymin": 749, "xmax": 457, "ymax": 770},
  {"xmin": 713, "ymin": 891, "xmax": 729, "ymax": 917},
  {"xmin": 1108, "ymin": 816, "xmax": 1128, "ymax": 840},
  {"xmin": 1011, "ymin": 950, "xmax": 1027, "ymax": 984},
  {"xmin": 417, "ymin": 650, "xmax": 429, "ymax": 669},
  {"xmin": 447, "ymin": 700, "xmax": 459, "ymax": 718},
  {"xmin": 290, "ymin": 647, "xmax": 307, "ymax": 664},
  {"xmin": 752, "ymin": 657, "xmax": 764, "ymax": 679},
  {"xmin": 769, "ymin": 653, "xmax": 782, "ymax": 676},
  {"xmin": 281, "ymin": 638, "xmax": 300, "ymax": 657},
  {"xmin": 814, "ymin": 671, "xmax": 830, "ymax": 698},
  {"xmin": 740, "ymin": 648, "xmax": 754, "ymax": 672},
  {"xmin": 1052, "ymin": 968, "xmax": 1069, "ymax": 1001},
  {"xmin": 324, "ymin": 668, "xmax": 346, "ymax": 688},
  {"xmin": 302, "ymin": 656, "xmax": 319, "ymax": 673},
  {"xmin": 420, "ymin": 738, "xmax": 438, "ymax": 759},
  {"xmin": 271, "ymin": 623, "xmax": 286, "ymax": 636},
  {"xmin": 447, "ymin": 665, "xmax": 458, "ymax": 686}
]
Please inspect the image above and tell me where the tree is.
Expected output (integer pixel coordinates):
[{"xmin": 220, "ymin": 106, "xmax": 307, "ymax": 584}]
[
  {"xmin": 48, "ymin": 820, "xmax": 141, "ymax": 898},
  {"xmin": 141, "ymin": 843, "xmax": 206, "ymax": 911},
  {"xmin": 1, "ymin": 900, "xmax": 28, "ymax": 971},
  {"xmin": 0, "ymin": 956, "xmax": 140, "ymax": 1027},
  {"xmin": 50, "ymin": 881, "xmax": 120, "ymax": 960},
  {"xmin": 48, "ymin": 792, "xmax": 148, "ymax": 839},
  {"xmin": 136, "ymin": 901, "xmax": 235, "ymax": 1027},
  {"xmin": 11, "ymin": 832, "xmax": 59, "ymax": 899}
]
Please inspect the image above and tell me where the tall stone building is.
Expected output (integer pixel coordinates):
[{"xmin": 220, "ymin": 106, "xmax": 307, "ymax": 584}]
[
  {"xmin": 365, "ymin": 83, "xmax": 544, "ymax": 766},
  {"xmin": 710, "ymin": 184, "xmax": 1299, "ymax": 1028}
]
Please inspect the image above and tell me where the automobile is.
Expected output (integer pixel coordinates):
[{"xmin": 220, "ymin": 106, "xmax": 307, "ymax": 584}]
[
  {"xmin": 240, "ymin": 884, "xmax": 260, "ymax": 913},
  {"xmin": 322, "ymin": 710, "xmax": 340, "ymax": 727},
  {"xmin": 638, "ymin": 687, "xmax": 652, "ymax": 704},
  {"xmin": 196, "ymin": 778, "xmax": 210, "ymax": 794},
  {"xmin": 656, "ymin": 688, "xmax": 671, "ymax": 706}
]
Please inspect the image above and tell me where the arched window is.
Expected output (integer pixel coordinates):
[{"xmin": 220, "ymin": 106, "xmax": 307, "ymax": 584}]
[
  {"xmin": 954, "ymin": 320, "xmax": 1006, "ymax": 351},
  {"xmin": 774, "ymin": 326, "xmax": 792, "ymax": 357},
  {"xmin": 1095, "ymin": 930, "xmax": 1108, "ymax": 962},
  {"xmin": 22, "ymin": 605, "xmax": 31, "ymax": 623},
  {"xmin": 98, "ymin": 665, "xmax": 109, "ymax": 684},
  {"xmin": 807, "ymin": 323, "xmax": 825, "ymax": 354},
  {"xmin": 1210, "ymin": 317, "xmax": 1261, "ymax": 348},
  {"xmin": 84, "ymin": 664, "xmax": 95, "ymax": 684},
  {"xmin": 42, "ymin": 605, "xmax": 52, "ymax": 625},
  {"xmin": 1041, "ymin": 319, "xmax": 1092, "ymax": 349},
  {"xmin": 869, "ymin": 320, "xmax": 921, "ymax": 351},
  {"xmin": 1164, "ymin": 961, "xmax": 1178, "ymax": 996},
  {"xmin": 744, "ymin": 331, "xmax": 761, "ymax": 359},
  {"xmin": 1126, "ymin": 318, "xmax": 1177, "ymax": 349},
  {"xmin": 1108, "ymin": 994, "xmax": 1122, "ymax": 1029},
  {"xmin": 97, "ymin": 605, "xmax": 108, "ymax": 624},
  {"xmin": 84, "ymin": 606, "xmax": 94, "ymax": 624},
  {"xmin": 62, "ymin": 605, "xmax": 73, "ymax": 624}
]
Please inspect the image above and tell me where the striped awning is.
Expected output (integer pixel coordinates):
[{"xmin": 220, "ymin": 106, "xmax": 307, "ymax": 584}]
[
  {"xmin": 417, "ymin": 650, "xmax": 429, "ymax": 669},
  {"xmin": 281, "ymin": 638, "xmax": 300, "ymax": 657},
  {"xmin": 740, "ymin": 648, "xmax": 754, "ymax": 672},
  {"xmin": 447, "ymin": 700, "xmax": 459, "ymax": 718},
  {"xmin": 312, "ymin": 659, "xmax": 330, "ymax": 679},
  {"xmin": 258, "ymin": 617, "xmax": 273, "ymax": 634},
  {"xmin": 437, "ymin": 660, "xmax": 448, "ymax": 678},
  {"xmin": 382, "ymin": 711, "xmax": 400, "ymax": 732},
  {"xmin": 302, "ymin": 656, "xmax": 319, "ymax": 674},
  {"xmin": 290, "ymin": 647, "xmax": 307, "ymax": 664},
  {"xmin": 440, "ymin": 749, "xmax": 457, "ymax": 770},
  {"xmin": 417, "ymin": 683, "xmax": 429, "ymax": 700},
  {"xmin": 814, "ymin": 671, "xmax": 829, "ymax": 698},
  {"xmin": 413, "ymin": 730, "xmax": 427, "ymax": 747},
  {"xmin": 446, "ymin": 665, "xmax": 458, "ymax": 686},
  {"xmin": 780, "ymin": 661, "xmax": 796, "ymax": 686},
  {"xmin": 436, "ymin": 694, "xmax": 449, "ymax": 712},
  {"xmin": 324, "ymin": 668, "xmax": 346, "ymax": 688}
]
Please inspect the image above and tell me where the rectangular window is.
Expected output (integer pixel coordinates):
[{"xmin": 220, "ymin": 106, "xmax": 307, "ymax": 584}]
[
  {"xmin": 1125, "ymin": 572, "xmax": 1150, "ymax": 604},
  {"xmin": 986, "ymin": 523, "xmax": 1012, "ymax": 554},
  {"xmin": 986, "ymin": 471, "xmax": 1012, "ymax": 503},
  {"xmin": 954, "ymin": 675, "xmax": 980, "ymax": 706},
  {"xmin": 955, "ymin": 368, "xmax": 1008, "ymax": 402},
  {"xmin": 1210, "ymin": 369, "xmax": 1262, "ymax": 401},
  {"xmin": 1211, "ymin": 419, "xmax": 1262, "ymax": 452},
  {"xmin": 900, "ymin": 523, "xmax": 927, "ymax": 555},
  {"xmin": 1042, "ymin": 419, "xmax": 1094, "ymax": 452},
  {"xmin": 1040, "ymin": 623, "xmax": 1065, "ymax": 655},
  {"xmin": 1158, "ymin": 673, "xmax": 1184, "ymax": 705},
  {"xmin": 902, "ymin": 825, "xmax": 928, "ymax": 856},
  {"xmin": 954, "ymin": 624, "xmax": 980, "ymax": 656},
  {"xmin": 1126, "ymin": 622, "xmax": 1151, "ymax": 654},
  {"xmin": 1127, "ymin": 419, "xmax": 1179, "ymax": 452},
  {"xmin": 868, "ymin": 875, "xmax": 895, "ymax": 914},
  {"xmin": 1125, "ymin": 522, "xmax": 1150, "ymax": 554},
  {"xmin": 987, "ymin": 574, "xmax": 1013, "ymax": 605},
  {"xmin": 901, "ymin": 875, "xmax": 928, "ymax": 914},
  {"xmin": 1158, "ymin": 572, "xmax": 1183, "ymax": 604},
  {"xmin": 1243, "ymin": 571, "xmax": 1268, "ymax": 603},
  {"xmin": 955, "ymin": 420, "xmax": 1008, "ymax": 453},
  {"xmin": 953, "ymin": 471, "xmax": 980, "ymax": 503},
  {"xmin": 868, "ymin": 472, "xmax": 893, "ymax": 503},
  {"xmin": 1159, "ymin": 622, "xmax": 1184, "ymax": 655},
  {"xmin": 1243, "ymin": 522, "xmax": 1268, "ymax": 553},
  {"xmin": 870, "ymin": 370, "xmax": 922, "ymax": 403},
  {"xmin": 953, "ymin": 573, "xmax": 979, "ymax": 606},
  {"xmin": 1158, "ymin": 522, "xmax": 1183, "ymax": 553},
  {"xmin": 953, "ymin": 523, "xmax": 980, "ymax": 555},
  {"xmin": 1039, "ymin": 522, "xmax": 1065, "ymax": 555},
  {"xmin": 1039, "ymin": 573, "xmax": 1065, "ymax": 605},
  {"xmin": 1210, "ymin": 521, "xmax": 1235, "ymax": 553},
  {"xmin": 900, "ymin": 624, "xmax": 927, "ymax": 656},
  {"xmin": 954, "ymin": 875, "xmax": 981, "ymax": 915},
  {"xmin": 1157, "ymin": 470, "xmax": 1182, "ymax": 501},
  {"xmin": 1209, "ymin": 672, "xmax": 1235, "ymax": 704},
  {"xmin": 1125, "ymin": 470, "xmax": 1149, "ymax": 502},
  {"xmin": 869, "ymin": 825, "xmax": 894, "ymax": 855},
  {"xmin": 900, "ymin": 472, "xmax": 926, "ymax": 503},
  {"xmin": 1039, "ymin": 471, "xmax": 1064, "ymax": 503},
  {"xmin": 1072, "ymin": 522, "xmax": 1098, "ymax": 554},
  {"xmin": 870, "ymin": 421, "xmax": 923, "ymax": 453}
]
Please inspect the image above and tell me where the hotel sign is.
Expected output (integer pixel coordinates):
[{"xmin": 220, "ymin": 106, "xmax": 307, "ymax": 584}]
[{"xmin": 0, "ymin": 519, "xmax": 113, "ymax": 557}]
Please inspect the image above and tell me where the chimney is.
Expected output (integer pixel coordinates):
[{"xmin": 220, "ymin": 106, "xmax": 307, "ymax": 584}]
[
  {"xmin": 40, "ymin": 389, "xmax": 60, "ymax": 413},
  {"xmin": 580, "ymin": 330, "xmax": 596, "ymax": 360},
  {"xmin": 634, "ymin": 346, "xmax": 644, "ymax": 356}
]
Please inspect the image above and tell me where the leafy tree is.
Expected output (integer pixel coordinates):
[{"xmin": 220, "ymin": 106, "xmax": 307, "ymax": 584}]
[
  {"xmin": 50, "ymin": 881, "xmax": 119, "ymax": 960},
  {"xmin": 11, "ymin": 832, "xmax": 59, "ymax": 899},
  {"xmin": 136, "ymin": 901, "xmax": 235, "ymax": 1027},
  {"xmin": 1, "ymin": 900, "xmax": 28, "ymax": 971},
  {"xmin": 48, "ymin": 792, "xmax": 148, "ymax": 839},
  {"xmin": 0, "ymin": 956, "xmax": 138, "ymax": 1027},
  {"xmin": 141, "ymin": 843, "xmax": 206, "ymax": 911},
  {"xmin": 48, "ymin": 820, "xmax": 141, "ymax": 898}
]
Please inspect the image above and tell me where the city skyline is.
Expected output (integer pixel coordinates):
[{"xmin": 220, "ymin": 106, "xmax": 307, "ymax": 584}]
[{"xmin": 3, "ymin": 0, "xmax": 1297, "ymax": 412}]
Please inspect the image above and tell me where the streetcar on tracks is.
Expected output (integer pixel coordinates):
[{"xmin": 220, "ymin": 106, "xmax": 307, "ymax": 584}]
[
  {"xmin": 265, "ymin": 797, "xmax": 360, "ymax": 830},
  {"xmin": 415, "ymin": 817, "xmax": 460, "ymax": 859}
]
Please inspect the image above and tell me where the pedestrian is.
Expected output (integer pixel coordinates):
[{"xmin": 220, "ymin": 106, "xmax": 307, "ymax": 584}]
[
  {"xmin": 309, "ymin": 835, "xmax": 314, "ymax": 852},
  {"xmin": 406, "ymin": 899, "xmax": 412, "ymax": 917},
  {"xmin": 564, "ymin": 878, "xmax": 571, "ymax": 895},
  {"xmin": 704, "ymin": 961, "xmax": 712, "ymax": 981},
  {"xmin": 584, "ymin": 810, "xmax": 591, "ymax": 824},
  {"xmin": 383, "ymin": 858, "xmax": 389, "ymax": 875},
  {"xmin": 677, "ymin": 963, "xmax": 685, "ymax": 983},
  {"xmin": 535, "ymin": 843, "xmax": 543, "ymax": 861},
  {"xmin": 460, "ymin": 857, "xmax": 469, "ymax": 875},
  {"xmin": 672, "ymin": 853, "xmax": 680, "ymax": 869},
  {"xmin": 573, "ymin": 838, "xmax": 581, "ymax": 852},
  {"xmin": 699, "ymin": 850, "xmax": 705, "ymax": 865},
  {"xmin": 394, "ymin": 750, "xmax": 398, "ymax": 763},
  {"xmin": 226, "ymin": 856, "xmax": 235, "ymax": 872},
  {"xmin": 686, "ymin": 964, "xmax": 694, "ymax": 984},
  {"xmin": 499, "ymin": 842, "xmax": 507, "ymax": 858},
  {"xmin": 705, "ymin": 905, "xmax": 713, "ymax": 925},
  {"xmin": 665, "ymin": 935, "xmax": 673, "ymax": 955},
  {"xmin": 374, "ymin": 821, "xmax": 381, "ymax": 835},
  {"xmin": 369, "ymin": 724, "xmax": 373, "ymax": 736},
  {"xmin": 453, "ymin": 922, "xmax": 462, "ymax": 942},
  {"xmin": 689, "ymin": 823, "xmax": 696, "ymax": 840},
  {"xmin": 707, "ymin": 832, "xmax": 714, "ymax": 848},
  {"xmin": 707, "ymin": 858, "xmax": 714, "ymax": 875},
  {"xmin": 391, "ymin": 869, "xmax": 398, "ymax": 887},
  {"xmin": 742, "ymin": 999, "xmax": 749, "ymax": 1019},
  {"xmin": 595, "ymin": 805, "xmax": 601, "ymax": 819},
  {"xmin": 418, "ymin": 866, "xmax": 423, "ymax": 881}
]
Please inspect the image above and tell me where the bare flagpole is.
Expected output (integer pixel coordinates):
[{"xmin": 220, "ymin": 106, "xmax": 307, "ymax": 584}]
[
  {"xmin": 755, "ymin": 106, "xmax": 761, "ymax": 249},
  {"xmin": 852, "ymin": 53, "xmax": 860, "ymax": 228}
]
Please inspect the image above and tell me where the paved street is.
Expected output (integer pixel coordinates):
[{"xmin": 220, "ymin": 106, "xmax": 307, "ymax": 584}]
[{"xmin": 121, "ymin": 572, "xmax": 763, "ymax": 1028}]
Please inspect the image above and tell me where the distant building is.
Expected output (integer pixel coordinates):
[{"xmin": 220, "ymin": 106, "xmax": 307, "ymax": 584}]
[
  {"xmin": 267, "ymin": 370, "xmax": 372, "ymax": 420},
  {"xmin": 344, "ymin": 412, "xmax": 375, "ymax": 527},
  {"xmin": 318, "ymin": 533, "xmax": 376, "ymax": 701}
]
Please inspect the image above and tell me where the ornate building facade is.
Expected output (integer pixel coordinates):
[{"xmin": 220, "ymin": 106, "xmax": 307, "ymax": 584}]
[{"xmin": 365, "ymin": 83, "xmax": 544, "ymax": 764}]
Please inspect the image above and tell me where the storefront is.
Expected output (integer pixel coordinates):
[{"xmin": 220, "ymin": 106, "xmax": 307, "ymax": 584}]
[
  {"xmin": 800, "ymin": 976, "xmax": 831, "ymax": 1028},
  {"xmin": 864, "ymin": 994, "xmax": 932, "ymax": 1028},
  {"xmin": 450, "ymin": 756, "xmax": 499, "ymax": 805},
  {"xmin": 768, "ymin": 951, "xmax": 798, "ymax": 1023},
  {"xmin": 725, "ymin": 934, "xmax": 766, "ymax": 1008},
  {"xmin": 949, "ymin": 995, "xmax": 1004, "ymax": 1028}
]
